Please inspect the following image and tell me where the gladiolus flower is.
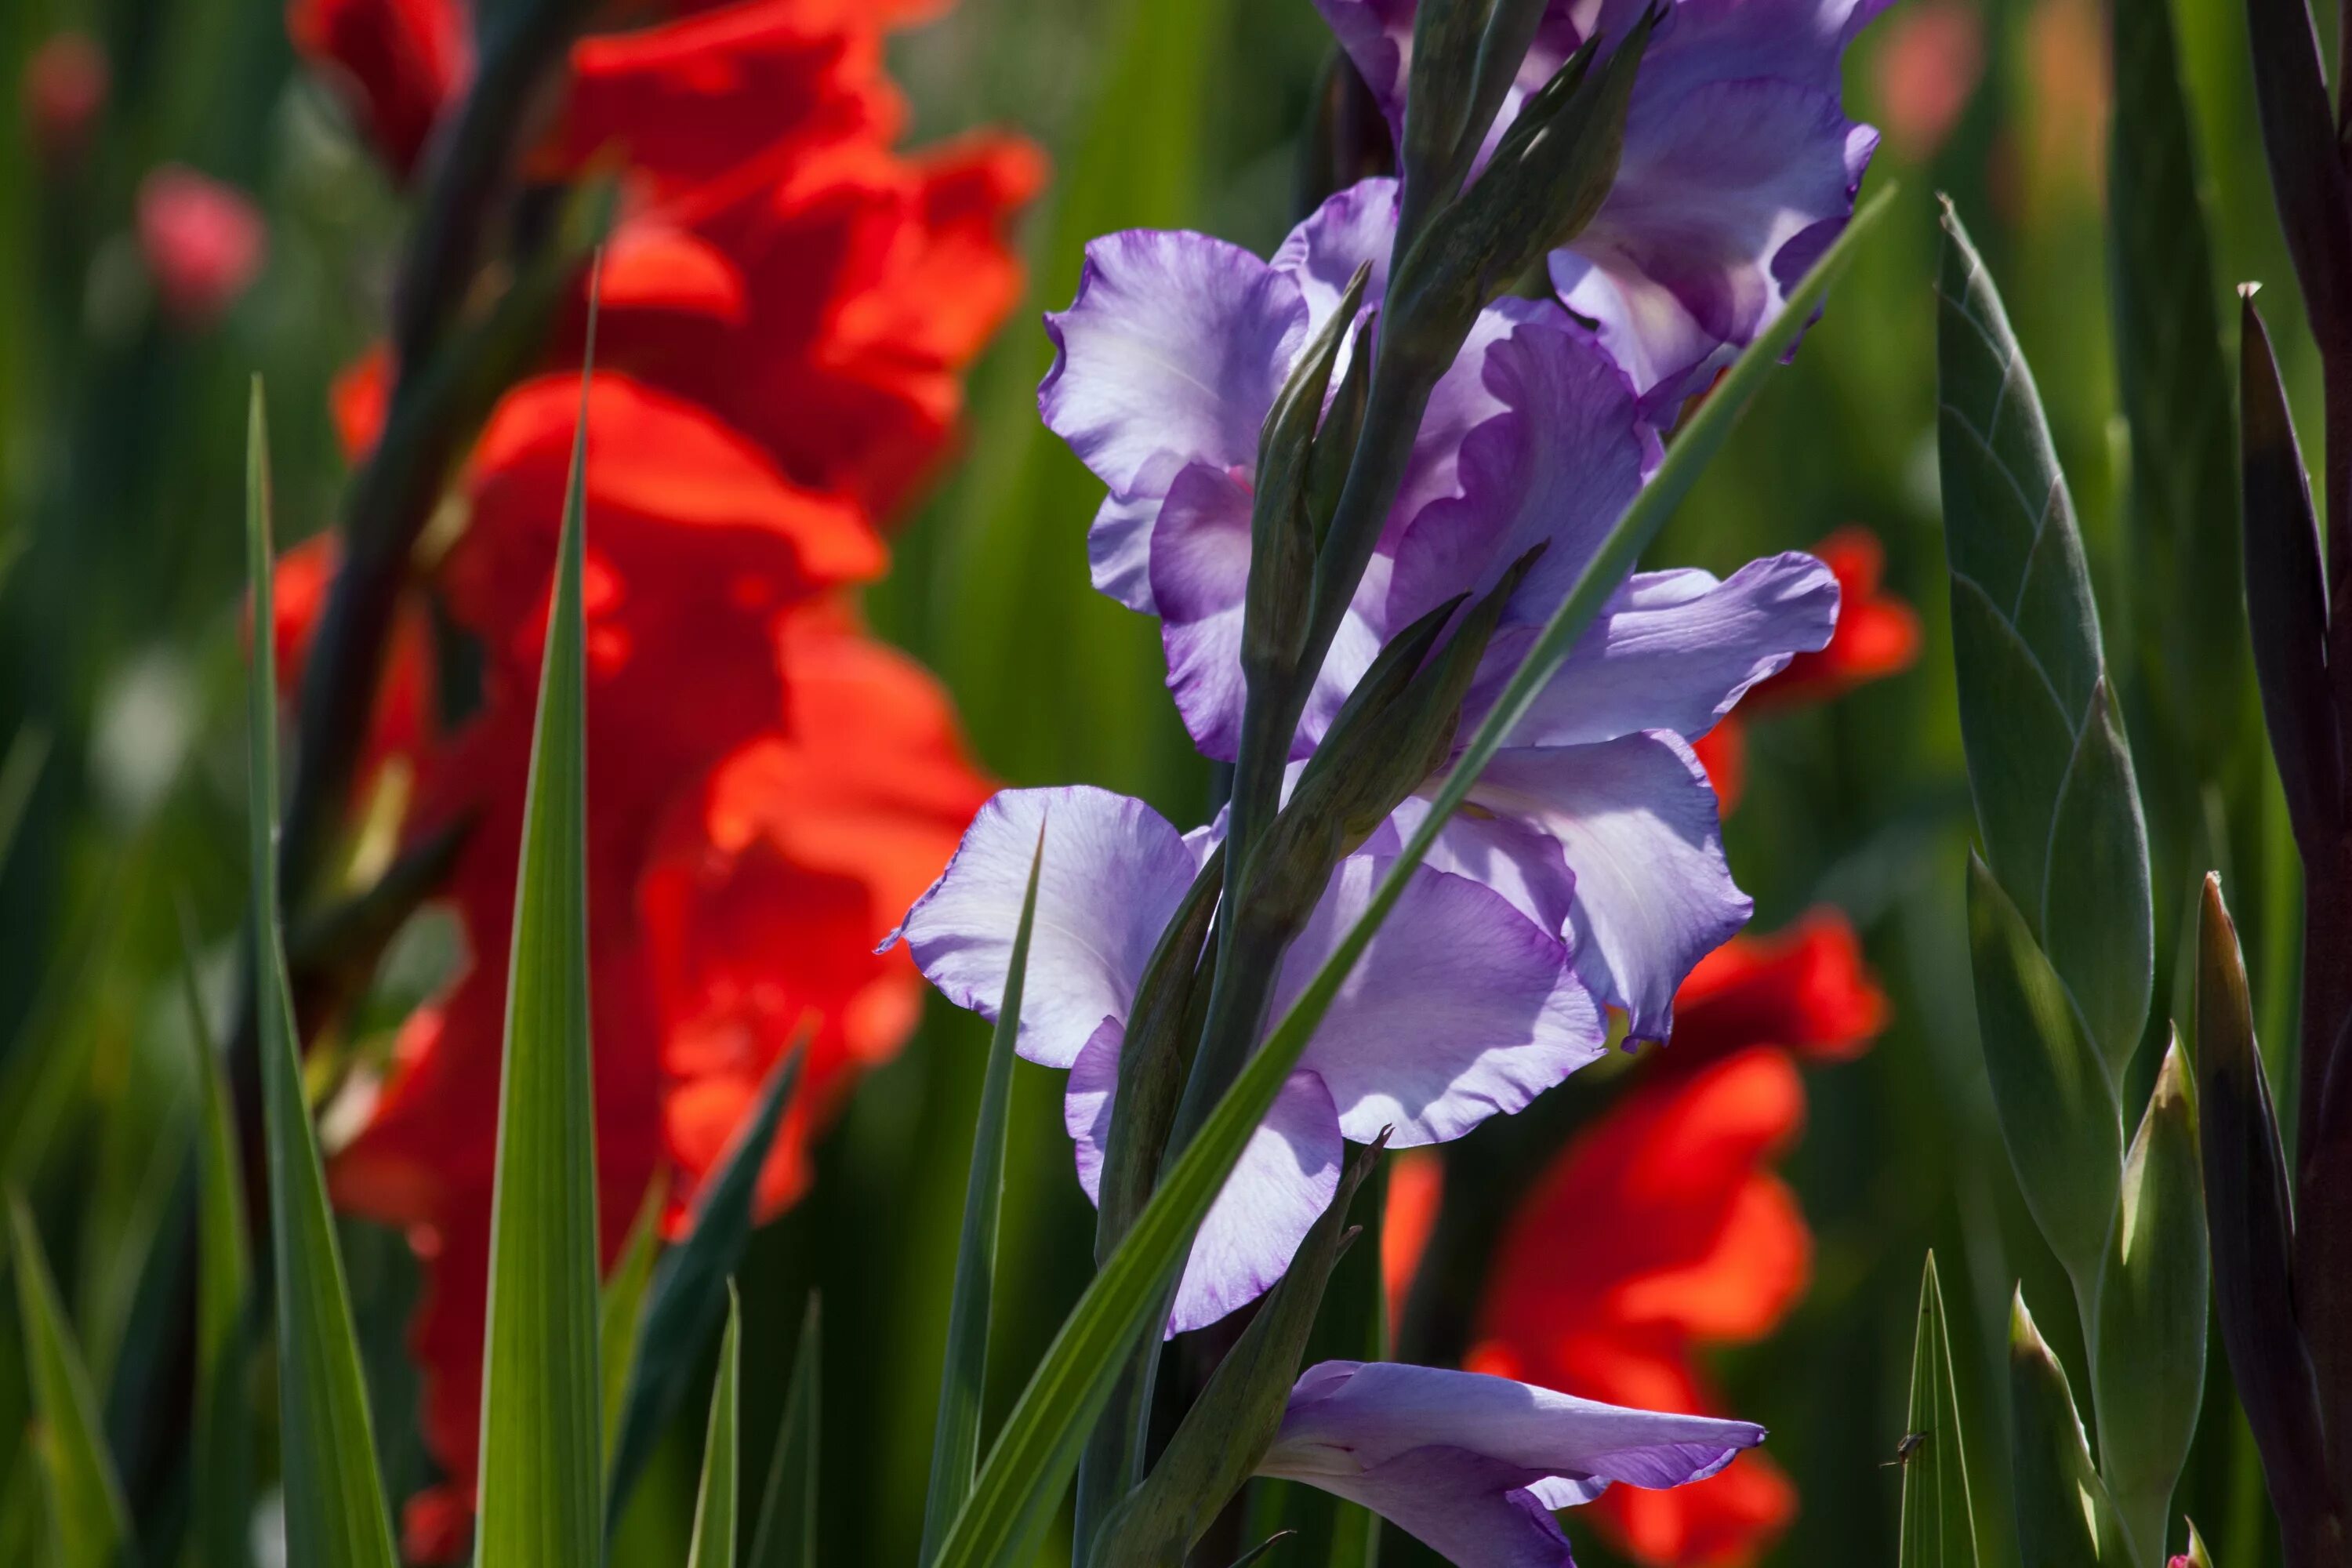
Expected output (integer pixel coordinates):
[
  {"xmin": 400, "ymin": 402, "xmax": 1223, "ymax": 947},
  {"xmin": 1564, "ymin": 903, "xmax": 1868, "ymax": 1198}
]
[
  {"xmin": 1668, "ymin": 910, "xmax": 1889, "ymax": 1070},
  {"xmin": 1745, "ymin": 527, "xmax": 1919, "ymax": 708},
  {"xmin": 20, "ymin": 31, "xmax": 107, "ymax": 170},
  {"xmin": 1260, "ymin": 1360, "xmax": 1766, "ymax": 1566},
  {"xmin": 1872, "ymin": 0, "xmax": 1985, "ymax": 162},
  {"xmin": 287, "ymin": 0, "xmax": 470, "ymax": 179},
  {"xmin": 136, "ymin": 166, "xmax": 267, "ymax": 328}
]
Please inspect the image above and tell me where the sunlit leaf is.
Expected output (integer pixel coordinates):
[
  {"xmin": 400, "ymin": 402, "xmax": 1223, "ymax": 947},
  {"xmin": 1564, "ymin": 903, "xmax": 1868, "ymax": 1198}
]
[
  {"xmin": 7, "ymin": 1196, "xmax": 131, "ymax": 1568},
  {"xmin": 1897, "ymin": 1252, "xmax": 1977, "ymax": 1568},
  {"xmin": 2009, "ymin": 1290, "xmax": 2123, "ymax": 1564},
  {"xmin": 684, "ymin": 1287, "xmax": 741, "ymax": 1568},
  {"xmin": 600, "ymin": 1171, "xmax": 668, "ymax": 1481}
]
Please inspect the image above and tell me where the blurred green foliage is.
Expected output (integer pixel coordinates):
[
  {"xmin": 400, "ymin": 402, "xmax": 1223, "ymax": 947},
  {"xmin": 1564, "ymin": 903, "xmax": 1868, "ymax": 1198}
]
[{"xmin": 0, "ymin": 0, "xmax": 2325, "ymax": 1563}]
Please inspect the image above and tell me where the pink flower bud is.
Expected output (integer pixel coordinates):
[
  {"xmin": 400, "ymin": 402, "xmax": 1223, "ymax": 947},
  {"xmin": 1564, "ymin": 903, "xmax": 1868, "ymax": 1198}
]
[
  {"xmin": 136, "ymin": 165, "xmax": 267, "ymax": 329},
  {"xmin": 20, "ymin": 31, "xmax": 107, "ymax": 171}
]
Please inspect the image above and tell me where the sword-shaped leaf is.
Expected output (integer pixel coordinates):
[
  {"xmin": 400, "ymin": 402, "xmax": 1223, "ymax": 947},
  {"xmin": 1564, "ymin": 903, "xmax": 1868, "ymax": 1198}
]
[
  {"xmin": 178, "ymin": 911, "xmax": 254, "ymax": 1568},
  {"xmin": 746, "ymin": 1294, "xmax": 822, "ymax": 1568},
  {"xmin": 2009, "ymin": 1290, "xmax": 2123, "ymax": 1565},
  {"xmin": 921, "ymin": 828, "xmax": 1046, "ymax": 1563},
  {"xmin": 8, "ymin": 1196, "xmax": 132, "ymax": 1568},
  {"xmin": 1898, "ymin": 1253, "xmax": 1978, "ymax": 1568},
  {"xmin": 600, "ymin": 1171, "xmax": 668, "ymax": 1480},
  {"xmin": 1939, "ymin": 202, "xmax": 2152, "ymax": 1076},
  {"xmin": 684, "ymin": 1287, "xmax": 741, "ymax": 1568},
  {"xmin": 244, "ymin": 380, "xmax": 401, "ymax": 1568}
]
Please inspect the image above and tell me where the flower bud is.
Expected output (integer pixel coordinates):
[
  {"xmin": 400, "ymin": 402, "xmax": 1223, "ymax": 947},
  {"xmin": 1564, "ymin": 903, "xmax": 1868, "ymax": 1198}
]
[
  {"xmin": 137, "ymin": 166, "xmax": 267, "ymax": 331},
  {"xmin": 20, "ymin": 32, "xmax": 107, "ymax": 172},
  {"xmin": 2009, "ymin": 1290, "xmax": 2125, "ymax": 1566}
]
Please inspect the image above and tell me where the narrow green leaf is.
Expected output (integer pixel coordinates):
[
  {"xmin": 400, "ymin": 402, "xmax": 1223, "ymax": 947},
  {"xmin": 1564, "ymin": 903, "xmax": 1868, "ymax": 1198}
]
[
  {"xmin": 2092, "ymin": 1033, "xmax": 2207, "ymax": 1560},
  {"xmin": 747, "ymin": 1294, "xmax": 821, "ymax": 1568},
  {"xmin": 178, "ymin": 907, "xmax": 254, "ymax": 1568},
  {"xmin": 607, "ymin": 1038, "xmax": 804, "ymax": 1526},
  {"xmin": 600, "ymin": 1171, "xmax": 669, "ymax": 1482},
  {"xmin": 0, "ymin": 725, "xmax": 49, "ymax": 885},
  {"xmin": 1229, "ymin": 1532, "xmax": 1298, "ymax": 1568},
  {"xmin": 1938, "ymin": 201, "xmax": 2153, "ymax": 1076},
  {"xmin": 2180, "ymin": 1516, "xmax": 2215, "ymax": 1567},
  {"xmin": 1898, "ymin": 1253, "xmax": 1978, "ymax": 1568},
  {"xmin": 474, "ymin": 325, "xmax": 605, "ymax": 1568},
  {"xmin": 1965, "ymin": 854, "xmax": 2124, "ymax": 1291},
  {"xmin": 2106, "ymin": 0, "xmax": 2245, "ymax": 760},
  {"xmin": 921, "ymin": 828, "xmax": 1046, "ymax": 1563},
  {"xmin": 244, "ymin": 379, "xmax": 401, "ymax": 1568},
  {"xmin": 2009, "ymin": 1290, "xmax": 2124, "ymax": 1566},
  {"xmin": 8, "ymin": 1196, "xmax": 132, "ymax": 1568},
  {"xmin": 923, "ymin": 183, "xmax": 1898, "ymax": 1568},
  {"xmin": 684, "ymin": 1287, "xmax": 741, "ymax": 1568}
]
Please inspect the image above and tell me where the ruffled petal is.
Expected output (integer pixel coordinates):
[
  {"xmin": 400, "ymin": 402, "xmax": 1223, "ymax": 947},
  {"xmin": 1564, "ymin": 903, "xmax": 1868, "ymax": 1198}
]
[
  {"xmin": 1277, "ymin": 858, "xmax": 1603, "ymax": 1145},
  {"xmin": 1494, "ymin": 554, "xmax": 1840, "ymax": 748},
  {"xmin": 1272, "ymin": 176, "xmax": 1402, "ymax": 325},
  {"xmin": 1465, "ymin": 736, "xmax": 1749, "ymax": 1042},
  {"xmin": 1363, "ymin": 797, "xmax": 1578, "ymax": 938},
  {"xmin": 887, "ymin": 786, "xmax": 1196, "ymax": 1069},
  {"xmin": 1291, "ymin": 1446, "xmax": 1581, "ymax": 1568},
  {"xmin": 1041, "ymin": 229, "xmax": 1307, "ymax": 579},
  {"xmin": 1150, "ymin": 462, "xmax": 1260, "ymax": 760}
]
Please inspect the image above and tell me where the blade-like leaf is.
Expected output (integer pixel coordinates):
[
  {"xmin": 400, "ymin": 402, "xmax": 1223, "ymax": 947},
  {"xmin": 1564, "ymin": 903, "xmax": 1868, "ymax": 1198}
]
[
  {"xmin": 607, "ymin": 1037, "xmax": 803, "ymax": 1526},
  {"xmin": 2194, "ymin": 874, "xmax": 2332, "ymax": 1529},
  {"xmin": 2237, "ymin": 292, "xmax": 2341, "ymax": 848},
  {"xmin": 684, "ymin": 1287, "xmax": 741, "ymax": 1568},
  {"xmin": 245, "ymin": 379, "xmax": 402, "ymax": 1568},
  {"xmin": 2092, "ymin": 1033, "xmax": 2207, "ymax": 1560},
  {"xmin": 922, "ymin": 181, "xmax": 1898, "ymax": 1568},
  {"xmin": 2107, "ymin": 0, "xmax": 2245, "ymax": 760},
  {"xmin": 2009, "ymin": 1290, "xmax": 2124, "ymax": 1565},
  {"xmin": 2180, "ymin": 1517, "xmax": 2215, "ymax": 1567},
  {"xmin": 1938, "ymin": 201, "xmax": 2153, "ymax": 1076},
  {"xmin": 1964, "ymin": 855, "xmax": 2124, "ymax": 1291},
  {"xmin": 474, "ymin": 323, "xmax": 605, "ymax": 1568},
  {"xmin": 2243, "ymin": 0, "xmax": 2352, "ymax": 349},
  {"xmin": 1898, "ymin": 1253, "xmax": 1978, "ymax": 1568},
  {"xmin": 178, "ymin": 909, "xmax": 254, "ymax": 1568},
  {"xmin": 747, "ymin": 1294, "xmax": 821, "ymax": 1568},
  {"xmin": 600, "ymin": 1171, "xmax": 669, "ymax": 1480},
  {"xmin": 0, "ymin": 726, "xmax": 49, "ymax": 885},
  {"xmin": 1230, "ymin": 1531, "xmax": 1299, "ymax": 1568},
  {"xmin": 8, "ymin": 1197, "xmax": 132, "ymax": 1568},
  {"xmin": 922, "ymin": 828, "xmax": 1046, "ymax": 1563}
]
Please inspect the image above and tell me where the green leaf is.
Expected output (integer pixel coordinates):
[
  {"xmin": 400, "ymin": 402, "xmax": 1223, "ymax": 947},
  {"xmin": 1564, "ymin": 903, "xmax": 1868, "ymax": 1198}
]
[
  {"xmin": 0, "ymin": 725, "xmax": 48, "ymax": 886},
  {"xmin": 922, "ymin": 181, "xmax": 1898, "ymax": 1568},
  {"xmin": 243, "ymin": 379, "xmax": 401, "ymax": 1568},
  {"xmin": 2092, "ymin": 1033, "xmax": 2207, "ymax": 1559},
  {"xmin": 1964, "ymin": 854, "xmax": 2124, "ymax": 1290},
  {"xmin": 2180, "ymin": 1517, "xmax": 2215, "ymax": 1567},
  {"xmin": 2106, "ymin": 0, "xmax": 2245, "ymax": 760},
  {"xmin": 177, "ymin": 909, "xmax": 254, "ymax": 1568},
  {"xmin": 747, "ymin": 1294, "xmax": 821, "ymax": 1568},
  {"xmin": 684, "ymin": 1287, "xmax": 741, "ymax": 1568},
  {"xmin": 1898, "ymin": 1253, "xmax": 1978, "ymax": 1568},
  {"xmin": 1229, "ymin": 1532, "xmax": 1298, "ymax": 1568},
  {"xmin": 607, "ymin": 1039, "xmax": 803, "ymax": 1527},
  {"xmin": 474, "ymin": 339, "xmax": 606, "ymax": 1568},
  {"xmin": 921, "ymin": 827, "xmax": 1046, "ymax": 1563},
  {"xmin": 600, "ymin": 1171, "xmax": 668, "ymax": 1481},
  {"xmin": 2009, "ymin": 1290, "xmax": 2124, "ymax": 1566},
  {"xmin": 1938, "ymin": 201, "xmax": 2153, "ymax": 1076},
  {"xmin": 8, "ymin": 1196, "xmax": 132, "ymax": 1568}
]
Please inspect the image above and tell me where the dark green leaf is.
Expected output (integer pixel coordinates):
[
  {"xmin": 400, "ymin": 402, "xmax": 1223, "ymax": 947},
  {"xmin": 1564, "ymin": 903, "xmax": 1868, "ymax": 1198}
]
[
  {"xmin": 921, "ymin": 828, "xmax": 1047, "ymax": 1563},
  {"xmin": 2009, "ymin": 1290, "xmax": 2122, "ymax": 1566},
  {"xmin": 606, "ymin": 1038, "xmax": 803, "ymax": 1526},
  {"xmin": 8, "ymin": 1196, "xmax": 132, "ymax": 1568},
  {"xmin": 474, "ymin": 332, "xmax": 605, "ymax": 1568},
  {"xmin": 2242, "ymin": 0, "xmax": 2352, "ymax": 347},
  {"xmin": 684, "ymin": 1287, "xmax": 740, "ymax": 1568},
  {"xmin": 0, "ymin": 726, "xmax": 48, "ymax": 886},
  {"xmin": 1229, "ymin": 1531, "xmax": 1298, "ymax": 1568},
  {"xmin": 1964, "ymin": 854, "xmax": 2124, "ymax": 1289},
  {"xmin": 2092, "ymin": 1033, "xmax": 2206, "ymax": 1559},
  {"xmin": 178, "ymin": 909, "xmax": 254, "ymax": 1568},
  {"xmin": 922, "ymin": 181, "xmax": 1897, "ymax": 1568},
  {"xmin": 244, "ymin": 379, "xmax": 402, "ymax": 1568},
  {"xmin": 600, "ymin": 1171, "xmax": 668, "ymax": 1480},
  {"xmin": 1898, "ymin": 1253, "xmax": 1978, "ymax": 1568},
  {"xmin": 747, "ymin": 1294, "xmax": 821, "ymax": 1568},
  {"xmin": 1938, "ymin": 201, "xmax": 2153, "ymax": 1075}
]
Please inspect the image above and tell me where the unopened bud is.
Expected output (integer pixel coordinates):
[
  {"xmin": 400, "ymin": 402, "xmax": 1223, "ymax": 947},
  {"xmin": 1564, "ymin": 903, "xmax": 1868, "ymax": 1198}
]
[{"xmin": 21, "ymin": 32, "xmax": 107, "ymax": 172}]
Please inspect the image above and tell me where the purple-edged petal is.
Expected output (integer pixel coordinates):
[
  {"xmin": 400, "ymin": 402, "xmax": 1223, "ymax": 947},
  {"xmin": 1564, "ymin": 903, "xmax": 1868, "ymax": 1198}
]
[
  {"xmin": 887, "ymin": 786, "xmax": 1196, "ymax": 1069},
  {"xmin": 1069, "ymin": 1030, "xmax": 1347, "ymax": 1334},
  {"xmin": 1261, "ymin": 1362, "xmax": 1765, "ymax": 1563},
  {"xmin": 1465, "ymin": 735, "xmax": 1748, "ymax": 1042},
  {"xmin": 1490, "ymin": 554, "xmax": 1841, "ymax": 748},
  {"xmin": 1387, "ymin": 311, "xmax": 1659, "ymax": 634},
  {"xmin": 1277, "ymin": 857, "xmax": 1603, "ymax": 1145},
  {"xmin": 1150, "ymin": 461, "xmax": 1259, "ymax": 759},
  {"xmin": 1272, "ymin": 176, "xmax": 1403, "ymax": 325},
  {"xmin": 1362, "ymin": 797, "xmax": 1578, "ymax": 938}
]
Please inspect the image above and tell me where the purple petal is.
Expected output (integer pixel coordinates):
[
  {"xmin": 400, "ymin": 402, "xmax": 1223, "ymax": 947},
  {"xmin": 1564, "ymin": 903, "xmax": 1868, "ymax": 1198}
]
[
  {"xmin": 1465, "ymin": 735, "xmax": 1749, "ymax": 1042},
  {"xmin": 1149, "ymin": 461, "xmax": 1259, "ymax": 760},
  {"xmin": 1041, "ymin": 230, "xmax": 1308, "ymax": 608},
  {"xmin": 887, "ymin": 786, "xmax": 1196, "ymax": 1069},
  {"xmin": 1069, "ymin": 1031, "xmax": 1347, "ymax": 1335},
  {"xmin": 1387, "ymin": 311, "xmax": 1659, "ymax": 635},
  {"xmin": 1277, "ymin": 857, "xmax": 1603, "ymax": 1145},
  {"xmin": 1265, "ymin": 1360, "xmax": 1765, "ymax": 1494},
  {"xmin": 1491, "ymin": 553, "xmax": 1841, "ymax": 748},
  {"xmin": 1272, "ymin": 176, "xmax": 1403, "ymax": 323},
  {"xmin": 1283, "ymin": 1446, "xmax": 1582, "ymax": 1568},
  {"xmin": 1361, "ymin": 797, "xmax": 1579, "ymax": 938}
]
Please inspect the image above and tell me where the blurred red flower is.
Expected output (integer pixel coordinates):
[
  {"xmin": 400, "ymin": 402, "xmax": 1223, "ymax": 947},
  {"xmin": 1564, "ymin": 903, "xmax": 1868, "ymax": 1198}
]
[
  {"xmin": 20, "ymin": 31, "xmax": 108, "ymax": 170},
  {"xmin": 287, "ymin": 0, "xmax": 470, "ymax": 179},
  {"xmin": 1873, "ymin": 0, "xmax": 1985, "ymax": 162},
  {"xmin": 281, "ymin": 0, "xmax": 1033, "ymax": 1555},
  {"xmin": 136, "ymin": 165, "xmax": 267, "ymax": 328}
]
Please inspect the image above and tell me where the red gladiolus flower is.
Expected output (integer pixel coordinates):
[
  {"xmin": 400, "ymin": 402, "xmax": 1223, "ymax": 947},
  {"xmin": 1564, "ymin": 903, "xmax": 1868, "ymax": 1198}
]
[
  {"xmin": 136, "ymin": 166, "xmax": 267, "ymax": 328},
  {"xmin": 21, "ymin": 31, "xmax": 108, "ymax": 171},
  {"xmin": 287, "ymin": 0, "xmax": 470, "ymax": 179},
  {"xmin": 1873, "ymin": 0, "xmax": 1985, "ymax": 162},
  {"xmin": 1749, "ymin": 527, "xmax": 1920, "ymax": 710},
  {"xmin": 1668, "ymin": 910, "xmax": 1889, "ymax": 1071}
]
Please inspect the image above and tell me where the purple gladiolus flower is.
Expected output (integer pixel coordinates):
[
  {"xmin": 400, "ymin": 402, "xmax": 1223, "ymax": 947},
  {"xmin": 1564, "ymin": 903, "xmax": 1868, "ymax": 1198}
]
[
  {"xmin": 1315, "ymin": 0, "xmax": 1886, "ymax": 412},
  {"xmin": 1258, "ymin": 1362, "xmax": 1766, "ymax": 1566},
  {"xmin": 1039, "ymin": 177, "xmax": 1842, "ymax": 1042},
  {"xmin": 886, "ymin": 786, "xmax": 1604, "ymax": 1334}
]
